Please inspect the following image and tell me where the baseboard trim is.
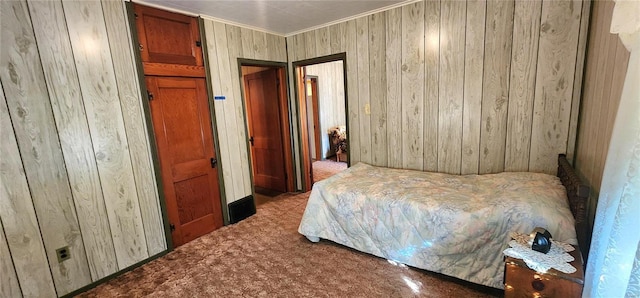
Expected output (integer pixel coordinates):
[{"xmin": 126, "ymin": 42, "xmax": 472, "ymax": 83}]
[
  {"xmin": 62, "ymin": 249, "xmax": 169, "ymax": 297},
  {"xmin": 228, "ymin": 195, "xmax": 256, "ymax": 224}
]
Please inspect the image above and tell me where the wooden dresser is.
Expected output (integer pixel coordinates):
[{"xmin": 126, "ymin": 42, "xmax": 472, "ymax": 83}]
[{"xmin": 504, "ymin": 245, "xmax": 584, "ymax": 297}]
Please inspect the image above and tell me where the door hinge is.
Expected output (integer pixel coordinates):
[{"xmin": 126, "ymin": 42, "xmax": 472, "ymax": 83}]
[
  {"xmin": 195, "ymin": 40, "xmax": 202, "ymax": 47},
  {"xmin": 134, "ymin": 13, "xmax": 138, "ymax": 19},
  {"xmin": 147, "ymin": 90, "xmax": 154, "ymax": 101},
  {"xmin": 210, "ymin": 157, "xmax": 218, "ymax": 168},
  {"xmin": 169, "ymin": 224, "xmax": 175, "ymax": 232}
]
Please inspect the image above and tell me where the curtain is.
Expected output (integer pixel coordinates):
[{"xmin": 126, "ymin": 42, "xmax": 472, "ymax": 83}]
[{"xmin": 583, "ymin": 1, "xmax": 640, "ymax": 297}]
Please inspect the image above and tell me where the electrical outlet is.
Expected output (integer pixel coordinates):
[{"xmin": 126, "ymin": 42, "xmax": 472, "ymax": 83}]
[
  {"xmin": 364, "ymin": 103, "xmax": 371, "ymax": 115},
  {"xmin": 56, "ymin": 246, "xmax": 71, "ymax": 263}
]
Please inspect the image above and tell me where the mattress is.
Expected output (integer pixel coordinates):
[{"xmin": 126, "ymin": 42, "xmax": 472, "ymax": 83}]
[{"xmin": 298, "ymin": 163, "xmax": 577, "ymax": 289}]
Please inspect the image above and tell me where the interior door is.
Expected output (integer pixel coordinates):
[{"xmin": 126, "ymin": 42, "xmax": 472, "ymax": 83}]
[
  {"xmin": 244, "ymin": 69, "xmax": 287, "ymax": 193},
  {"xmin": 146, "ymin": 76, "xmax": 223, "ymax": 247},
  {"xmin": 307, "ymin": 77, "xmax": 322, "ymax": 161}
]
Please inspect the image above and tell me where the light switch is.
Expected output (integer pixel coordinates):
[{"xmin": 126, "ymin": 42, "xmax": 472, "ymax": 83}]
[{"xmin": 364, "ymin": 103, "xmax": 371, "ymax": 115}]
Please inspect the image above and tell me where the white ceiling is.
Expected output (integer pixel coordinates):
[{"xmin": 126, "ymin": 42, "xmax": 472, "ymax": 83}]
[{"xmin": 137, "ymin": 0, "xmax": 412, "ymax": 36}]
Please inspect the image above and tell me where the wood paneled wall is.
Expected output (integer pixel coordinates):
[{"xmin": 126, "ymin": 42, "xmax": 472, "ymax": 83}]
[
  {"xmin": 203, "ymin": 19, "xmax": 287, "ymax": 204},
  {"xmin": 286, "ymin": 0, "xmax": 589, "ymax": 175},
  {"xmin": 0, "ymin": 0, "xmax": 165, "ymax": 296},
  {"xmin": 574, "ymin": 0, "xmax": 630, "ymax": 231},
  {"xmin": 305, "ymin": 61, "xmax": 346, "ymax": 159}
]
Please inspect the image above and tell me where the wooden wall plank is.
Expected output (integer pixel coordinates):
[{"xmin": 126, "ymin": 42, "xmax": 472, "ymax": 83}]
[
  {"xmin": 266, "ymin": 33, "xmax": 279, "ymax": 61},
  {"xmin": 575, "ymin": 0, "xmax": 604, "ymax": 182},
  {"xmin": 573, "ymin": 0, "xmax": 629, "ymax": 235},
  {"xmin": 356, "ymin": 17, "xmax": 372, "ymax": 164},
  {"xmin": 293, "ymin": 33, "xmax": 307, "ymax": 62},
  {"xmin": 225, "ymin": 24, "xmax": 252, "ymax": 201},
  {"xmin": 385, "ymin": 7, "xmax": 402, "ymax": 169},
  {"xmin": 504, "ymin": 0, "xmax": 542, "ymax": 172},
  {"xmin": 240, "ymin": 27, "xmax": 254, "ymax": 60},
  {"xmin": 582, "ymin": 0, "xmax": 613, "ymax": 188},
  {"xmin": 205, "ymin": 21, "xmax": 235, "ymax": 203},
  {"xmin": 401, "ymin": 2, "xmax": 425, "ymax": 171},
  {"xmin": 0, "ymin": 0, "xmax": 92, "ymax": 294},
  {"xmin": 369, "ymin": 12, "xmax": 387, "ymax": 167},
  {"xmin": 461, "ymin": 0, "xmax": 486, "ymax": 175},
  {"xmin": 423, "ymin": 0, "xmax": 439, "ymax": 172},
  {"xmin": 529, "ymin": 0, "xmax": 582, "ymax": 174},
  {"xmin": 304, "ymin": 30, "xmax": 317, "ymax": 60},
  {"xmin": 345, "ymin": 19, "xmax": 360, "ymax": 164},
  {"xmin": 479, "ymin": 0, "xmax": 514, "ymax": 174},
  {"xmin": 437, "ymin": 0, "xmax": 466, "ymax": 174},
  {"xmin": 566, "ymin": 0, "xmax": 591, "ymax": 163},
  {"xmin": 599, "ymin": 40, "xmax": 629, "ymax": 187},
  {"xmin": 228, "ymin": 25, "xmax": 253, "ymax": 198},
  {"xmin": 0, "ymin": 81, "xmax": 56, "ymax": 297},
  {"xmin": 592, "ymin": 9, "xmax": 619, "ymax": 190},
  {"xmin": 329, "ymin": 22, "xmax": 346, "ymax": 54},
  {"xmin": 275, "ymin": 34, "xmax": 287, "ymax": 62},
  {"xmin": 316, "ymin": 26, "xmax": 331, "ymax": 57},
  {"xmin": 0, "ymin": 220, "xmax": 21, "ymax": 298},
  {"xmin": 252, "ymin": 30, "xmax": 267, "ymax": 60},
  {"xmin": 101, "ymin": 0, "xmax": 166, "ymax": 258},
  {"xmin": 63, "ymin": 0, "xmax": 148, "ymax": 269},
  {"xmin": 27, "ymin": 0, "xmax": 118, "ymax": 280}
]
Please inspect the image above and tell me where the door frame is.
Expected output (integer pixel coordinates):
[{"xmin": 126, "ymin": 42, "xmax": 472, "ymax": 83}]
[
  {"xmin": 292, "ymin": 53, "xmax": 349, "ymax": 192},
  {"xmin": 237, "ymin": 59, "xmax": 295, "ymax": 195}
]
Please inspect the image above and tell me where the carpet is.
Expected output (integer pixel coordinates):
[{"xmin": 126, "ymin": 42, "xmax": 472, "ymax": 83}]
[
  {"xmin": 79, "ymin": 163, "xmax": 501, "ymax": 297},
  {"xmin": 312, "ymin": 159, "xmax": 347, "ymax": 182}
]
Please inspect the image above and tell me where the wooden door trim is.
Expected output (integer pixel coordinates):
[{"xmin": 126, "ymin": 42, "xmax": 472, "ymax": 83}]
[
  {"xmin": 199, "ymin": 17, "xmax": 229, "ymax": 225},
  {"xmin": 292, "ymin": 53, "xmax": 349, "ymax": 192},
  {"xmin": 238, "ymin": 59, "xmax": 295, "ymax": 193}
]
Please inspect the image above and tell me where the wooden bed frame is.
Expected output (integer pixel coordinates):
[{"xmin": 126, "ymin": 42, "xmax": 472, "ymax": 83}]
[{"xmin": 557, "ymin": 154, "xmax": 590, "ymax": 260}]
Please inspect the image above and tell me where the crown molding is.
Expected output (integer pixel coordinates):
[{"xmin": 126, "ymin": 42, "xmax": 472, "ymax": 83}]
[
  {"xmin": 128, "ymin": 0, "xmax": 422, "ymax": 38},
  {"xmin": 284, "ymin": 0, "xmax": 421, "ymax": 37}
]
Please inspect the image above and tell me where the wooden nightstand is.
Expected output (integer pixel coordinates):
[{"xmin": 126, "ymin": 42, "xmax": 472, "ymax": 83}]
[{"xmin": 504, "ymin": 245, "xmax": 584, "ymax": 297}]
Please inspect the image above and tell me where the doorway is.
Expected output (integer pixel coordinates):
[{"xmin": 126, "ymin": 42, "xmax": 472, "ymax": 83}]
[
  {"xmin": 240, "ymin": 61, "xmax": 294, "ymax": 204},
  {"xmin": 293, "ymin": 54, "xmax": 349, "ymax": 191}
]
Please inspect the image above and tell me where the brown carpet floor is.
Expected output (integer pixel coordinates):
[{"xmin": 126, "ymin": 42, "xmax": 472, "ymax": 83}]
[
  {"xmin": 312, "ymin": 159, "xmax": 347, "ymax": 182},
  {"xmin": 79, "ymin": 162, "xmax": 502, "ymax": 298}
]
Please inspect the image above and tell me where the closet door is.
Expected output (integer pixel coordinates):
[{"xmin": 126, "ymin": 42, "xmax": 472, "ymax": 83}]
[
  {"xmin": 146, "ymin": 76, "xmax": 223, "ymax": 246},
  {"xmin": 134, "ymin": 5, "xmax": 203, "ymax": 66}
]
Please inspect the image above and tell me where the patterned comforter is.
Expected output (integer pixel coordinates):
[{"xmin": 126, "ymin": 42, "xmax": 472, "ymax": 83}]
[{"xmin": 298, "ymin": 163, "xmax": 577, "ymax": 289}]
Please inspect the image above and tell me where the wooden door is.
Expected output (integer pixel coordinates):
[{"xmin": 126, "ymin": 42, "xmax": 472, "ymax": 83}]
[
  {"xmin": 297, "ymin": 68, "xmax": 313, "ymax": 191},
  {"xmin": 244, "ymin": 69, "xmax": 287, "ymax": 193},
  {"xmin": 146, "ymin": 76, "xmax": 222, "ymax": 247},
  {"xmin": 306, "ymin": 77, "xmax": 322, "ymax": 160},
  {"xmin": 134, "ymin": 4, "xmax": 203, "ymax": 66}
]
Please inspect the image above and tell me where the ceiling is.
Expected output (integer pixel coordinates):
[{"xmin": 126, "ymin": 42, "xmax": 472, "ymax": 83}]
[{"xmin": 138, "ymin": 0, "xmax": 411, "ymax": 36}]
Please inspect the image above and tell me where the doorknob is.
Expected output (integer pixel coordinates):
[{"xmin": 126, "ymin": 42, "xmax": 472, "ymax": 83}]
[
  {"xmin": 210, "ymin": 158, "xmax": 217, "ymax": 168},
  {"xmin": 249, "ymin": 136, "xmax": 254, "ymax": 146}
]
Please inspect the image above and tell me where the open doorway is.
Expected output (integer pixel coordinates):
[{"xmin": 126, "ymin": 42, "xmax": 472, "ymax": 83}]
[
  {"xmin": 294, "ymin": 54, "xmax": 348, "ymax": 191},
  {"xmin": 240, "ymin": 61, "xmax": 294, "ymax": 205}
]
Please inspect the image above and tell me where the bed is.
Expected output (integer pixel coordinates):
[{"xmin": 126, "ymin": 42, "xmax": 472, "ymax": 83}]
[{"xmin": 298, "ymin": 154, "xmax": 588, "ymax": 289}]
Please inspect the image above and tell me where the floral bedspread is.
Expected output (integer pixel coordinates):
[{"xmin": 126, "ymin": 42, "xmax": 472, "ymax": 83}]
[{"xmin": 298, "ymin": 163, "xmax": 577, "ymax": 289}]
